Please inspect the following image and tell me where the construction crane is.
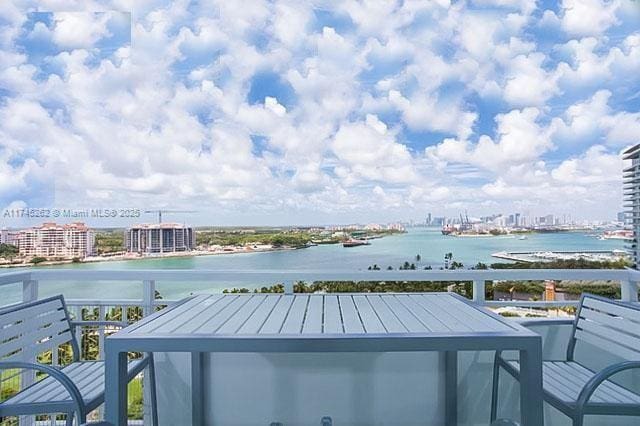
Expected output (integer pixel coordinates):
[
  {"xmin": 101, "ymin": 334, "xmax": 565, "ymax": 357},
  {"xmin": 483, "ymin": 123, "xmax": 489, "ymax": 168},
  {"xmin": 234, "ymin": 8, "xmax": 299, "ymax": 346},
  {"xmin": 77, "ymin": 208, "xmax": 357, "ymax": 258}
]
[{"xmin": 144, "ymin": 210, "xmax": 196, "ymax": 224}]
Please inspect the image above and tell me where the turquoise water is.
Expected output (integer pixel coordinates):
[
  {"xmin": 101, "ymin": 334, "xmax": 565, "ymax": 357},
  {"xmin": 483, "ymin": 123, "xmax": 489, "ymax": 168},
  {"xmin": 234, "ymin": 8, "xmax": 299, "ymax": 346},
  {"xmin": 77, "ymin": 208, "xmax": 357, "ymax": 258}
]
[{"xmin": 3, "ymin": 228, "xmax": 624, "ymax": 302}]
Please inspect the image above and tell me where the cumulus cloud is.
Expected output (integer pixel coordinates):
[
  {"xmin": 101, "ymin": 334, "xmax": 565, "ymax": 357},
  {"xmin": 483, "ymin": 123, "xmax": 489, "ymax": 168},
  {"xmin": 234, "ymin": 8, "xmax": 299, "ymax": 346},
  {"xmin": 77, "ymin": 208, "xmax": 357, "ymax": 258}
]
[
  {"xmin": 388, "ymin": 90, "xmax": 477, "ymax": 140},
  {"xmin": 50, "ymin": 12, "xmax": 113, "ymax": 49},
  {"xmin": 0, "ymin": 1, "xmax": 637, "ymax": 222},
  {"xmin": 551, "ymin": 90, "xmax": 640, "ymax": 146},
  {"xmin": 503, "ymin": 53, "xmax": 560, "ymax": 106},
  {"xmin": 559, "ymin": 0, "xmax": 621, "ymax": 36},
  {"xmin": 332, "ymin": 115, "xmax": 418, "ymax": 185},
  {"xmin": 426, "ymin": 108, "xmax": 553, "ymax": 171}
]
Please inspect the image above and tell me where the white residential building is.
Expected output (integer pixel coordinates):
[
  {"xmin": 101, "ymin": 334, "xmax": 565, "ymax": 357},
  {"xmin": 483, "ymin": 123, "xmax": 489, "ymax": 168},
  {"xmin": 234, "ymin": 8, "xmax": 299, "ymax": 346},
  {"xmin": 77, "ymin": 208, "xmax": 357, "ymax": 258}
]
[
  {"xmin": 125, "ymin": 223, "xmax": 195, "ymax": 254},
  {"xmin": 17, "ymin": 222, "xmax": 95, "ymax": 259}
]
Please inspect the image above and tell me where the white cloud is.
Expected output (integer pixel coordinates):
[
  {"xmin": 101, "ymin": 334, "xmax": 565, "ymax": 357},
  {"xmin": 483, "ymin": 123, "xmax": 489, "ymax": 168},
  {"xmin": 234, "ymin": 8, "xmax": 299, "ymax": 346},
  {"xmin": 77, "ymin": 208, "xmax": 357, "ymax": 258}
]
[
  {"xmin": 503, "ymin": 53, "xmax": 560, "ymax": 106},
  {"xmin": 426, "ymin": 108, "xmax": 552, "ymax": 171},
  {"xmin": 551, "ymin": 145, "xmax": 621, "ymax": 185},
  {"xmin": 51, "ymin": 12, "xmax": 113, "ymax": 49},
  {"xmin": 550, "ymin": 90, "xmax": 640, "ymax": 146},
  {"xmin": 0, "ymin": 2, "xmax": 637, "ymax": 221},
  {"xmin": 388, "ymin": 90, "xmax": 477, "ymax": 140},
  {"xmin": 332, "ymin": 115, "xmax": 418, "ymax": 184},
  {"xmin": 560, "ymin": 0, "xmax": 621, "ymax": 36}
]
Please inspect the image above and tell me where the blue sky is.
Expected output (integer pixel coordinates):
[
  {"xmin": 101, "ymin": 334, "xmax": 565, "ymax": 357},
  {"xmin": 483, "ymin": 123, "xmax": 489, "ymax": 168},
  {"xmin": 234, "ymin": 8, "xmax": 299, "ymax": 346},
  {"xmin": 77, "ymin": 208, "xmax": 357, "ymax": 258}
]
[{"xmin": 0, "ymin": 1, "xmax": 639, "ymax": 226}]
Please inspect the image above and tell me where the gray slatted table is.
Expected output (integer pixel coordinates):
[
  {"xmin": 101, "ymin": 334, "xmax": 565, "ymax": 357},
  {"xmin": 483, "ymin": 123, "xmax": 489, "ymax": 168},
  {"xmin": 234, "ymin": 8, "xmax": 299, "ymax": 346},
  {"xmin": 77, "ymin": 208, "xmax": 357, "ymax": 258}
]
[{"xmin": 105, "ymin": 292, "xmax": 543, "ymax": 425}]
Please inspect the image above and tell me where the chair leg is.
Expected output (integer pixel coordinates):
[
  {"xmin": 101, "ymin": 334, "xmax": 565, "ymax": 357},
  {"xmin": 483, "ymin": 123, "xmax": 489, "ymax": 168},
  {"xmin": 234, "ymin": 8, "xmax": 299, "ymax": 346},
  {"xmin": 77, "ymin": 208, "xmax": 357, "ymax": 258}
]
[
  {"xmin": 148, "ymin": 353, "xmax": 159, "ymax": 426},
  {"xmin": 490, "ymin": 353, "xmax": 501, "ymax": 422}
]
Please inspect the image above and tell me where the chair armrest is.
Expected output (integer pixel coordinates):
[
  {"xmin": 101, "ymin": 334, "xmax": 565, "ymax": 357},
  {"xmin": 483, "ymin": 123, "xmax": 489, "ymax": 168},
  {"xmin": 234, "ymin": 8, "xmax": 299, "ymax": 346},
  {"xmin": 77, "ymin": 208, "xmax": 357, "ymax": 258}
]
[
  {"xmin": 517, "ymin": 318, "xmax": 574, "ymax": 328},
  {"xmin": 70, "ymin": 320, "xmax": 128, "ymax": 332},
  {"xmin": 0, "ymin": 361, "xmax": 86, "ymax": 418},
  {"xmin": 577, "ymin": 361, "xmax": 640, "ymax": 407}
]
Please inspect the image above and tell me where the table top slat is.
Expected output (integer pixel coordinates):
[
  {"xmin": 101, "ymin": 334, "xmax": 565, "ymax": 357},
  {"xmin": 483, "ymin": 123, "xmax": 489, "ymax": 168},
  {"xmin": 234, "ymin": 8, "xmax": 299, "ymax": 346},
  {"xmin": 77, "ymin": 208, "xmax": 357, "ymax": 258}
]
[
  {"xmin": 351, "ymin": 295, "xmax": 386, "ymax": 333},
  {"xmin": 280, "ymin": 295, "xmax": 309, "ymax": 334},
  {"xmin": 302, "ymin": 295, "xmax": 323, "ymax": 334},
  {"xmin": 367, "ymin": 295, "xmax": 407, "ymax": 333},
  {"xmin": 380, "ymin": 295, "xmax": 428, "ymax": 333},
  {"xmin": 436, "ymin": 294, "xmax": 514, "ymax": 332},
  {"xmin": 413, "ymin": 295, "xmax": 473, "ymax": 332},
  {"xmin": 259, "ymin": 295, "xmax": 295, "ymax": 334},
  {"xmin": 237, "ymin": 295, "xmax": 282, "ymax": 335},
  {"xmin": 217, "ymin": 295, "xmax": 267, "ymax": 334},
  {"xmin": 323, "ymin": 296, "xmax": 343, "ymax": 334},
  {"xmin": 393, "ymin": 294, "xmax": 451, "ymax": 332},
  {"xmin": 176, "ymin": 295, "xmax": 240, "ymax": 334},
  {"xmin": 339, "ymin": 295, "xmax": 365, "ymax": 334},
  {"xmin": 131, "ymin": 294, "xmax": 218, "ymax": 334},
  {"xmin": 194, "ymin": 295, "xmax": 256, "ymax": 334}
]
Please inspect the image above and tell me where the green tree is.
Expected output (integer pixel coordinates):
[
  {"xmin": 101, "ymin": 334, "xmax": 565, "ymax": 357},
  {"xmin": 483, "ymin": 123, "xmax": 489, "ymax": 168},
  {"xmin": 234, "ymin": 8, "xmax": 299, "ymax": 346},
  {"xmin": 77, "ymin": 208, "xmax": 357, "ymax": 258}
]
[
  {"xmin": 0, "ymin": 243, "xmax": 18, "ymax": 257},
  {"xmin": 31, "ymin": 256, "xmax": 47, "ymax": 265}
]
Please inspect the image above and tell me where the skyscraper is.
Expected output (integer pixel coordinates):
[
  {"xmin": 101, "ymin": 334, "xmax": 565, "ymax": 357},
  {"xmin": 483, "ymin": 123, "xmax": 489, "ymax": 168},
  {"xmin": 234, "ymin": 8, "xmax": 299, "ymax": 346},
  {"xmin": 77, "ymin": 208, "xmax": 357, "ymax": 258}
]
[{"xmin": 623, "ymin": 145, "xmax": 640, "ymax": 269}]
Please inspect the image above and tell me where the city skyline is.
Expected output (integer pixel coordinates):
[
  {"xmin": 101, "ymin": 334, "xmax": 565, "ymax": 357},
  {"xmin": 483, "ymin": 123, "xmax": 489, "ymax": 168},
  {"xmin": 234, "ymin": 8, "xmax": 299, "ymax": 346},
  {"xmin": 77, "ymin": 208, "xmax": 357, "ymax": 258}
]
[
  {"xmin": 1, "ymin": 2, "xmax": 639, "ymax": 225},
  {"xmin": 0, "ymin": 208, "xmax": 625, "ymax": 229}
]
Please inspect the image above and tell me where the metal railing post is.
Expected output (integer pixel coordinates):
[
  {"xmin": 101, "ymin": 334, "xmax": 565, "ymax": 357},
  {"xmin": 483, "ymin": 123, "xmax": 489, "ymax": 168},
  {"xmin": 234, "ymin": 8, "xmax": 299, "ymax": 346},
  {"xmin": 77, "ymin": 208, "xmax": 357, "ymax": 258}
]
[
  {"xmin": 284, "ymin": 280, "xmax": 294, "ymax": 294},
  {"xmin": 472, "ymin": 280, "xmax": 485, "ymax": 305},
  {"xmin": 22, "ymin": 278, "xmax": 38, "ymax": 303},
  {"xmin": 20, "ymin": 278, "xmax": 38, "ymax": 426},
  {"xmin": 621, "ymin": 280, "xmax": 639, "ymax": 302},
  {"xmin": 143, "ymin": 280, "xmax": 156, "ymax": 316},
  {"xmin": 142, "ymin": 279, "xmax": 156, "ymax": 426}
]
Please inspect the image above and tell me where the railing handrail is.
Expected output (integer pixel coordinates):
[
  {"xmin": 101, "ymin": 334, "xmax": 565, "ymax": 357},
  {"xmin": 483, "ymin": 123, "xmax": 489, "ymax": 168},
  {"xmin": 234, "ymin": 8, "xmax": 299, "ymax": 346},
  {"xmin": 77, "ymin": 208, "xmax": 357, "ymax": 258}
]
[
  {"xmin": 0, "ymin": 268, "xmax": 637, "ymax": 282},
  {"xmin": 0, "ymin": 268, "xmax": 638, "ymax": 309}
]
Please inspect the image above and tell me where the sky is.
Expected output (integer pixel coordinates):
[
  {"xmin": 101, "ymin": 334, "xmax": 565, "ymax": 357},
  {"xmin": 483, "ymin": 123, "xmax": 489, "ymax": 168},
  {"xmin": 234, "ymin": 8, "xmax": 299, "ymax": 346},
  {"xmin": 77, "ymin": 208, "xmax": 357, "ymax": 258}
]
[{"xmin": 0, "ymin": 0, "xmax": 639, "ymax": 227}]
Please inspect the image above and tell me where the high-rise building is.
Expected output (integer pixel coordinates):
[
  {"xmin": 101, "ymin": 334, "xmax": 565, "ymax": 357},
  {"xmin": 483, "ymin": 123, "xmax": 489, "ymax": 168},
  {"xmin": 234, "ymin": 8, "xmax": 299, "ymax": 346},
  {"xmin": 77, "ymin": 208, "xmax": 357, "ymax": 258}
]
[
  {"xmin": 426, "ymin": 213, "xmax": 432, "ymax": 226},
  {"xmin": 125, "ymin": 223, "xmax": 195, "ymax": 254},
  {"xmin": 514, "ymin": 213, "xmax": 520, "ymax": 227},
  {"xmin": 16, "ymin": 222, "xmax": 95, "ymax": 259},
  {"xmin": 623, "ymin": 145, "xmax": 640, "ymax": 268},
  {"xmin": 618, "ymin": 211, "xmax": 627, "ymax": 223},
  {"xmin": 0, "ymin": 228, "xmax": 19, "ymax": 245}
]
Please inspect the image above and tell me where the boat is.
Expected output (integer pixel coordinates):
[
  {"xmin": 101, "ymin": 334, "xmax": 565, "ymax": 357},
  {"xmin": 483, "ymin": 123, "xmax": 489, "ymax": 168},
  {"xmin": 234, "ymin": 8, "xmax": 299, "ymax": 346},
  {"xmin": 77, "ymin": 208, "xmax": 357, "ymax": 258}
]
[
  {"xmin": 441, "ymin": 225, "xmax": 455, "ymax": 235},
  {"xmin": 343, "ymin": 239, "xmax": 370, "ymax": 248},
  {"xmin": 518, "ymin": 236, "xmax": 527, "ymax": 240}
]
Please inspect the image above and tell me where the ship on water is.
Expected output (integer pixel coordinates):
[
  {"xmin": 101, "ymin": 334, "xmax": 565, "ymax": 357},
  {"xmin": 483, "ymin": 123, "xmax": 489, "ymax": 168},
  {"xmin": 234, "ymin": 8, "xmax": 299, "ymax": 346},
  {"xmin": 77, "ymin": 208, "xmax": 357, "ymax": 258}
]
[
  {"xmin": 441, "ymin": 212, "xmax": 472, "ymax": 235},
  {"xmin": 343, "ymin": 239, "xmax": 371, "ymax": 248}
]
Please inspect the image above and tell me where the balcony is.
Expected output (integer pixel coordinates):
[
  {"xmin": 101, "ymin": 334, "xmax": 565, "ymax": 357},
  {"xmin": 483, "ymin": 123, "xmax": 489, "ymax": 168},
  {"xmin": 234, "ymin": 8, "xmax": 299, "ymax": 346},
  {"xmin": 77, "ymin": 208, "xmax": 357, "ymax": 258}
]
[{"xmin": 1, "ymin": 268, "xmax": 639, "ymax": 426}]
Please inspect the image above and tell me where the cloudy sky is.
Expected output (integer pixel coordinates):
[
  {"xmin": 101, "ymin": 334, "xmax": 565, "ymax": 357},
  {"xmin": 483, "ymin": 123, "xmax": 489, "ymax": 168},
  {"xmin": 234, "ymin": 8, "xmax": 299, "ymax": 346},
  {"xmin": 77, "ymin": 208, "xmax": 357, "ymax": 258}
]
[{"xmin": 0, "ymin": 1, "xmax": 639, "ymax": 226}]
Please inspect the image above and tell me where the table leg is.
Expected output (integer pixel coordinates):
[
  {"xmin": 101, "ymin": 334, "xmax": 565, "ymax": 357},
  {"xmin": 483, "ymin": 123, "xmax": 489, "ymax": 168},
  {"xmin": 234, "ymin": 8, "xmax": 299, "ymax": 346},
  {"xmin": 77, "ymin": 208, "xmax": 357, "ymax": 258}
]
[
  {"xmin": 519, "ymin": 343, "xmax": 543, "ymax": 426},
  {"xmin": 105, "ymin": 349, "xmax": 128, "ymax": 425},
  {"xmin": 445, "ymin": 351, "xmax": 457, "ymax": 426},
  {"xmin": 191, "ymin": 352, "xmax": 205, "ymax": 426}
]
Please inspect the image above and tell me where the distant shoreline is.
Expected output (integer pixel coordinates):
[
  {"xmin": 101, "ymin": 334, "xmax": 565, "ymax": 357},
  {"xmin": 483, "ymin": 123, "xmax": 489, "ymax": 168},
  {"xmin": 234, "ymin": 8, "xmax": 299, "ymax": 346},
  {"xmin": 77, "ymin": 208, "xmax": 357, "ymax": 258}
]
[{"xmin": 0, "ymin": 245, "xmax": 303, "ymax": 269}]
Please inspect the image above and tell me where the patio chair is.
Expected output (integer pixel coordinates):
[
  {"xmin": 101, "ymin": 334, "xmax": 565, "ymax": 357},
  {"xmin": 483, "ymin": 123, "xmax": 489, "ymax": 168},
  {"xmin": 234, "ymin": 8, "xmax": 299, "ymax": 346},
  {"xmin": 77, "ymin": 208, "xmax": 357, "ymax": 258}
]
[
  {"xmin": 0, "ymin": 295, "xmax": 157, "ymax": 425},
  {"xmin": 491, "ymin": 293, "xmax": 640, "ymax": 426}
]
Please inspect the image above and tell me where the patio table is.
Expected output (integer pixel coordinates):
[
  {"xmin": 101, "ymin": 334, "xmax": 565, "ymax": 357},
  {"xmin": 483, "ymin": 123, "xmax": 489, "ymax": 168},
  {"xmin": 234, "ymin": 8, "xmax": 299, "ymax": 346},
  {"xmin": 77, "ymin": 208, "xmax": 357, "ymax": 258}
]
[{"xmin": 105, "ymin": 292, "xmax": 543, "ymax": 425}]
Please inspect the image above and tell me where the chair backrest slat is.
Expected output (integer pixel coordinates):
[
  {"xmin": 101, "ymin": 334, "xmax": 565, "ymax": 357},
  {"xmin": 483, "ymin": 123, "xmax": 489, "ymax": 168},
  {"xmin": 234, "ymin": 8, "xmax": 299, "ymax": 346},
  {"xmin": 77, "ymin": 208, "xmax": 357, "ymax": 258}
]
[
  {"xmin": 571, "ymin": 294, "xmax": 640, "ymax": 361},
  {"xmin": 0, "ymin": 296, "xmax": 74, "ymax": 362}
]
